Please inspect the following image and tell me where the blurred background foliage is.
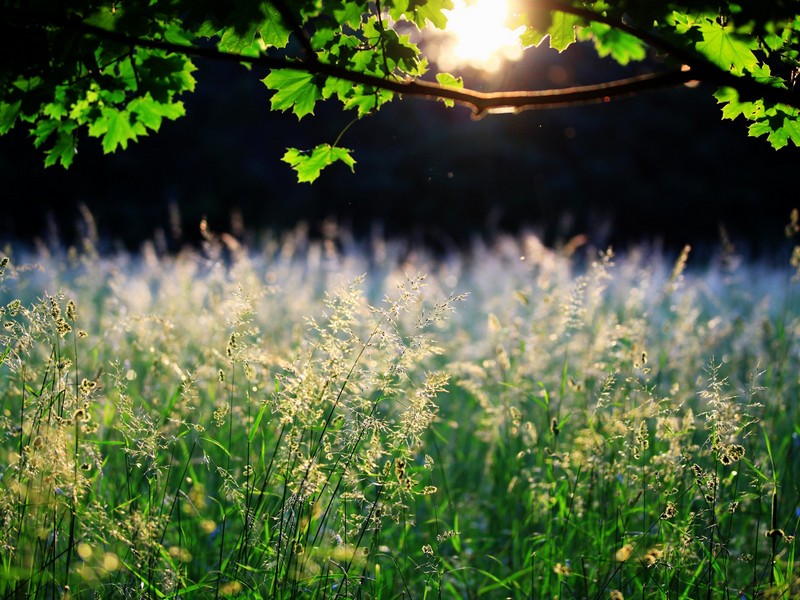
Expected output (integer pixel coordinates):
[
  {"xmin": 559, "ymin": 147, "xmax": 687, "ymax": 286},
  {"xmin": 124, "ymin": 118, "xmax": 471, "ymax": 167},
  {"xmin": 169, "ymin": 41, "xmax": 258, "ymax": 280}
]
[{"xmin": 2, "ymin": 44, "xmax": 798, "ymax": 256}]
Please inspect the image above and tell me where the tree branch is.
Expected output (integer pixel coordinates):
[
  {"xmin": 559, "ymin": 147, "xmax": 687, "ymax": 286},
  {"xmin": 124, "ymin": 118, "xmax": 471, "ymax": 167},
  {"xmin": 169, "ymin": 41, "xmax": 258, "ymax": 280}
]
[
  {"xmin": 17, "ymin": 6, "xmax": 800, "ymax": 117},
  {"xmin": 532, "ymin": 0, "xmax": 800, "ymax": 107},
  {"xmin": 64, "ymin": 18, "xmax": 697, "ymax": 115}
]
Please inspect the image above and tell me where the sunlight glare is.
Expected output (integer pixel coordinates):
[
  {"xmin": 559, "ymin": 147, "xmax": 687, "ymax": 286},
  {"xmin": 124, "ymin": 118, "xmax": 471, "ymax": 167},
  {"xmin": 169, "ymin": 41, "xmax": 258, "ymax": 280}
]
[{"xmin": 435, "ymin": 0, "xmax": 525, "ymax": 72}]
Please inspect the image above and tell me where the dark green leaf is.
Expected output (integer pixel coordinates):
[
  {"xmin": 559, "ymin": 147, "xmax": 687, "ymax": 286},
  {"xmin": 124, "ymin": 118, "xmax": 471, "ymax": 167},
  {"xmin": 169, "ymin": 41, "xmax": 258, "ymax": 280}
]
[
  {"xmin": 44, "ymin": 126, "xmax": 77, "ymax": 168},
  {"xmin": 129, "ymin": 96, "xmax": 186, "ymax": 131},
  {"xmin": 0, "ymin": 100, "xmax": 22, "ymax": 135},
  {"xmin": 32, "ymin": 119, "xmax": 60, "ymax": 149},
  {"xmin": 218, "ymin": 2, "xmax": 291, "ymax": 53}
]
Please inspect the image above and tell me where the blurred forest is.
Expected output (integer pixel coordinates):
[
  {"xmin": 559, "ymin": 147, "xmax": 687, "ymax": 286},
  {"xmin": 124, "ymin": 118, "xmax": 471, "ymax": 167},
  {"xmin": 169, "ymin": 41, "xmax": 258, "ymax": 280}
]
[{"xmin": 2, "ymin": 42, "xmax": 798, "ymax": 257}]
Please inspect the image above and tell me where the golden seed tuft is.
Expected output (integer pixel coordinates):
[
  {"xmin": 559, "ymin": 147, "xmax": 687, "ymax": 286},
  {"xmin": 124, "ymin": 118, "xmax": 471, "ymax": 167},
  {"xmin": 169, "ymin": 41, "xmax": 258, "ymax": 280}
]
[
  {"xmin": 219, "ymin": 581, "xmax": 243, "ymax": 596},
  {"xmin": 615, "ymin": 544, "xmax": 633, "ymax": 562},
  {"xmin": 643, "ymin": 546, "xmax": 663, "ymax": 566},
  {"xmin": 66, "ymin": 299, "xmax": 77, "ymax": 322},
  {"xmin": 661, "ymin": 501, "xmax": 677, "ymax": 520},
  {"xmin": 554, "ymin": 562, "xmax": 572, "ymax": 576}
]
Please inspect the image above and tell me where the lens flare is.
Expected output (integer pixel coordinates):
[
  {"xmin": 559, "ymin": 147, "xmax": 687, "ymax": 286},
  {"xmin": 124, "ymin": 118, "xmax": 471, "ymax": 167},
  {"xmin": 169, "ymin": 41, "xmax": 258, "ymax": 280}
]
[{"xmin": 433, "ymin": 0, "xmax": 525, "ymax": 72}]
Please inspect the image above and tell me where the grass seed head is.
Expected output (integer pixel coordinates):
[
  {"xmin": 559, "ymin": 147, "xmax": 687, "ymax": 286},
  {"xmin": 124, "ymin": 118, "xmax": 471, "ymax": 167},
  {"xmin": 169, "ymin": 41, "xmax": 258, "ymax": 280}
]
[{"xmin": 616, "ymin": 544, "xmax": 633, "ymax": 562}]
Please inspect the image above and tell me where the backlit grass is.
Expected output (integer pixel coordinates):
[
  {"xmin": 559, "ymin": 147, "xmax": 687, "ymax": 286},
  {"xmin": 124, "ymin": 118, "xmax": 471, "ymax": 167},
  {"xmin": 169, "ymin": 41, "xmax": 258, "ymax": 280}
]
[{"xmin": 0, "ymin": 224, "xmax": 798, "ymax": 599}]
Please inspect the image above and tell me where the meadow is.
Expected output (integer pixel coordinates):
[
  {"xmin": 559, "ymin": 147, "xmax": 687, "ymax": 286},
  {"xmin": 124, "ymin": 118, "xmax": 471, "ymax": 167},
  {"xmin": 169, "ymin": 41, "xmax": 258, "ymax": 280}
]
[{"xmin": 0, "ymin": 221, "xmax": 798, "ymax": 599}]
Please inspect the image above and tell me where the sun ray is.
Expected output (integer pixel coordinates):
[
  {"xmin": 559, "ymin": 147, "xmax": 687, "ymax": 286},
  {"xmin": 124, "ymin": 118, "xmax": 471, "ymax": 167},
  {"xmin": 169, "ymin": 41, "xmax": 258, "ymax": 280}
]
[{"xmin": 433, "ymin": 0, "xmax": 525, "ymax": 72}]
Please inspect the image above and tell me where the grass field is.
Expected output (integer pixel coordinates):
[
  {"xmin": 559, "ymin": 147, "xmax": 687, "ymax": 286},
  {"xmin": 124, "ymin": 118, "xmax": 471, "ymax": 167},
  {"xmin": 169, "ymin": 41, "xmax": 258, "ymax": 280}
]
[{"xmin": 1, "ymin": 224, "xmax": 798, "ymax": 599}]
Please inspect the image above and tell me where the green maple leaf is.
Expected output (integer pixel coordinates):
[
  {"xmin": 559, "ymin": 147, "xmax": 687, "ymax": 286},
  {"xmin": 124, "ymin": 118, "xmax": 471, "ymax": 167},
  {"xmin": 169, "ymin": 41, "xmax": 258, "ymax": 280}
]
[
  {"xmin": 390, "ymin": 0, "xmax": 410, "ymax": 17},
  {"xmin": 520, "ymin": 26, "xmax": 547, "ymax": 48},
  {"xmin": 748, "ymin": 108, "xmax": 800, "ymax": 149},
  {"xmin": 715, "ymin": 83, "xmax": 800, "ymax": 149},
  {"xmin": 218, "ymin": 2, "xmax": 291, "ymax": 53},
  {"xmin": 0, "ymin": 100, "xmax": 22, "ymax": 134},
  {"xmin": 763, "ymin": 31, "xmax": 784, "ymax": 52},
  {"xmin": 394, "ymin": 0, "xmax": 454, "ymax": 30},
  {"xmin": 767, "ymin": 125, "xmax": 791, "ymax": 148},
  {"xmin": 282, "ymin": 144, "xmax": 356, "ymax": 183},
  {"xmin": 138, "ymin": 53, "xmax": 197, "ymax": 101},
  {"xmin": 87, "ymin": 108, "xmax": 146, "ymax": 153},
  {"xmin": 582, "ymin": 22, "xmax": 646, "ymax": 65},
  {"xmin": 163, "ymin": 22, "xmax": 194, "ymax": 46},
  {"xmin": 322, "ymin": 73, "xmax": 393, "ymax": 116},
  {"xmin": 32, "ymin": 119, "xmax": 60, "ymax": 149},
  {"xmin": 435, "ymin": 72, "xmax": 463, "ymax": 107},
  {"xmin": 362, "ymin": 20, "xmax": 422, "ymax": 75},
  {"xmin": 776, "ymin": 116, "xmax": 800, "ymax": 147},
  {"xmin": 333, "ymin": 2, "xmax": 365, "ymax": 28},
  {"xmin": 321, "ymin": 77, "xmax": 352, "ymax": 101},
  {"xmin": 45, "ymin": 126, "xmax": 77, "ymax": 168},
  {"xmin": 747, "ymin": 119, "xmax": 772, "ymax": 137},
  {"xmin": 548, "ymin": 12, "xmax": 582, "ymax": 52},
  {"xmin": 696, "ymin": 20, "xmax": 758, "ymax": 74},
  {"xmin": 714, "ymin": 64, "xmax": 785, "ymax": 123},
  {"xmin": 258, "ymin": 3, "xmax": 292, "ymax": 48},
  {"xmin": 103, "ymin": 110, "xmax": 143, "ymax": 153},
  {"xmin": 263, "ymin": 70, "xmax": 321, "ymax": 119},
  {"xmin": 344, "ymin": 87, "xmax": 393, "ymax": 116},
  {"xmin": 415, "ymin": 0, "xmax": 453, "ymax": 29},
  {"xmin": 714, "ymin": 87, "xmax": 760, "ymax": 121},
  {"xmin": 128, "ymin": 95, "xmax": 186, "ymax": 131},
  {"xmin": 669, "ymin": 11, "xmax": 696, "ymax": 34},
  {"xmin": 31, "ymin": 118, "xmax": 77, "ymax": 167},
  {"xmin": 43, "ymin": 100, "xmax": 68, "ymax": 120},
  {"xmin": 351, "ymin": 47, "xmax": 382, "ymax": 73}
]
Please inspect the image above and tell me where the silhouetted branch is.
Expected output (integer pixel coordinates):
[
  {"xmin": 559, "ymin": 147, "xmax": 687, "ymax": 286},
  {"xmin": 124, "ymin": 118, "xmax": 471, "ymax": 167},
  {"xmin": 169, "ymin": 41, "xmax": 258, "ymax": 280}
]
[
  {"xmin": 62, "ymin": 19, "xmax": 701, "ymax": 114},
  {"xmin": 531, "ymin": 0, "xmax": 800, "ymax": 105},
  {"xmin": 14, "ymin": 7, "xmax": 800, "ymax": 116}
]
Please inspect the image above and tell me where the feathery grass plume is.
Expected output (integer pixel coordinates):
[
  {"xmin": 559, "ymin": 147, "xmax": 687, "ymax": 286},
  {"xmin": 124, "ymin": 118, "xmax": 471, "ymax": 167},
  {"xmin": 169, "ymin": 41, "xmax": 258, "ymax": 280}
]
[
  {"xmin": 788, "ymin": 208, "xmax": 800, "ymax": 282},
  {"xmin": 667, "ymin": 244, "xmax": 692, "ymax": 291}
]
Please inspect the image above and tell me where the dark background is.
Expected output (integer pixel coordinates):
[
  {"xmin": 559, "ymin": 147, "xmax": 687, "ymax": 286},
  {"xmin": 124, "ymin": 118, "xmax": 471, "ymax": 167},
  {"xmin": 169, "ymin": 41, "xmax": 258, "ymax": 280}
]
[{"xmin": 2, "ymin": 41, "xmax": 798, "ymax": 257}]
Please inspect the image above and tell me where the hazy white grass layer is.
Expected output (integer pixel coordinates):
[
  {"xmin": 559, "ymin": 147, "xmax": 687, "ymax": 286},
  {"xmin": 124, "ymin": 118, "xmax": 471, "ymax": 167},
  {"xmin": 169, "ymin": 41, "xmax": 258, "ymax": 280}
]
[{"xmin": 0, "ymin": 231, "xmax": 798, "ymax": 599}]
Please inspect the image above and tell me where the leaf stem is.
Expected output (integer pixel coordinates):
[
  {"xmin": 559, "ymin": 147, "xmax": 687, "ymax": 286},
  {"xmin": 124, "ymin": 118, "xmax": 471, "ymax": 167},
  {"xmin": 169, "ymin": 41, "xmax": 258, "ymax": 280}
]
[{"xmin": 333, "ymin": 117, "xmax": 359, "ymax": 148}]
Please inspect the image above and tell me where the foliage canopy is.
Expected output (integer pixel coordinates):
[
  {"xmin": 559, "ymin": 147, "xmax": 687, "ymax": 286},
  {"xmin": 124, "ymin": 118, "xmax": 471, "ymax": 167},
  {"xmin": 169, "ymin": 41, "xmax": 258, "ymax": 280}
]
[{"xmin": 2, "ymin": 0, "xmax": 800, "ymax": 180}]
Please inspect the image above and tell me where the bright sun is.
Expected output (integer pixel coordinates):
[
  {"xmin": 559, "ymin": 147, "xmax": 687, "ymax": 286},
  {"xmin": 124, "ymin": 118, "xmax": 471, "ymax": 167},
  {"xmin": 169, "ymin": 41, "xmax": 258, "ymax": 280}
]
[{"xmin": 434, "ymin": 0, "xmax": 525, "ymax": 72}]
